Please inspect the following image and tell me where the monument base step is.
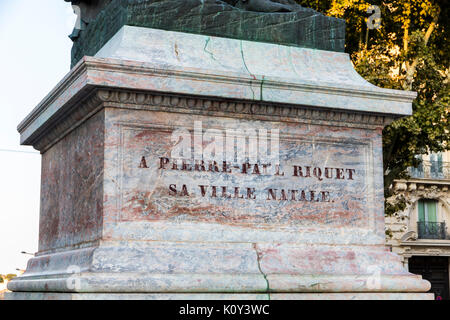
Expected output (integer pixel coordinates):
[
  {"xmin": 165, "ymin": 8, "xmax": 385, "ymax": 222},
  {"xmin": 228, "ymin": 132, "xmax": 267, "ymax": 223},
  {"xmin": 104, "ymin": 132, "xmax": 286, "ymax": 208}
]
[{"xmin": 5, "ymin": 292, "xmax": 434, "ymax": 300}]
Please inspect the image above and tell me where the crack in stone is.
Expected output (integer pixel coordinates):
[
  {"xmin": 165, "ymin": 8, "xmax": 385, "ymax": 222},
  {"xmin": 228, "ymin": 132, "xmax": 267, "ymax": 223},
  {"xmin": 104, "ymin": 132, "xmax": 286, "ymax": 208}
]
[
  {"xmin": 240, "ymin": 41, "xmax": 257, "ymax": 100},
  {"xmin": 203, "ymin": 37, "xmax": 216, "ymax": 60},
  {"xmin": 253, "ymin": 243, "xmax": 270, "ymax": 300}
]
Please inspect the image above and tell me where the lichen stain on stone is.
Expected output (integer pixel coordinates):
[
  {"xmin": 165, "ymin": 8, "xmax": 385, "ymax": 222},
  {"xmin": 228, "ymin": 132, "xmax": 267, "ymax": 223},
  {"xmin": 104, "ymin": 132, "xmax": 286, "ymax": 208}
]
[{"xmin": 174, "ymin": 42, "xmax": 180, "ymax": 60}]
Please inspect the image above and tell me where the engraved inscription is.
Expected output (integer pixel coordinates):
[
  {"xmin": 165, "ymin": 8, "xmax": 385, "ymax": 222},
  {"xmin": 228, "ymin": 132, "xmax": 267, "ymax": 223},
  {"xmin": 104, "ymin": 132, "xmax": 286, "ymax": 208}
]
[
  {"xmin": 143, "ymin": 157, "xmax": 357, "ymax": 203},
  {"xmin": 119, "ymin": 123, "xmax": 371, "ymax": 228}
]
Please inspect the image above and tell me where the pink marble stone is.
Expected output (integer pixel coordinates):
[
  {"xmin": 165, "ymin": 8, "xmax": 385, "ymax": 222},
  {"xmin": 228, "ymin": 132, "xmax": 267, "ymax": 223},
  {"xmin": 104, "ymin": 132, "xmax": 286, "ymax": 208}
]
[{"xmin": 39, "ymin": 111, "xmax": 104, "ymax": 252}]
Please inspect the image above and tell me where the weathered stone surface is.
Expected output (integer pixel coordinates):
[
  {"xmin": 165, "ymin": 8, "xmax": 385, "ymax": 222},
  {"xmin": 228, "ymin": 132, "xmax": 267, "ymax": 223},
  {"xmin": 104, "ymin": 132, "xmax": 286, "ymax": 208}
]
[
  {"xmin": 10, "ymin": 29, "xmax": 430, "ymax": 299},
  {"xmin": 18, "ymin": 27, "xmax": 415, "ymax": 150},
  {"xmin": 69, "ymin": 0, "xmax": 345, "ymax": 67},
  {"xmin": 5, "ymin": 292, "xmax": 434, "ymax": 300},
  {"xmin": 39, "ymin": 111, "xmax": 104, "ymax": 252}
]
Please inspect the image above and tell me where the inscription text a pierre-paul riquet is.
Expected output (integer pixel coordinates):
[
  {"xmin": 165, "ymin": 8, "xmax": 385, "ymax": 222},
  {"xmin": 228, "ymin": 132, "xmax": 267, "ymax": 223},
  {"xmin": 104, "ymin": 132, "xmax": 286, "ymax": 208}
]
[{"xmin": 137, "ymin": 156, "xmax": 357, "ymax": 203}]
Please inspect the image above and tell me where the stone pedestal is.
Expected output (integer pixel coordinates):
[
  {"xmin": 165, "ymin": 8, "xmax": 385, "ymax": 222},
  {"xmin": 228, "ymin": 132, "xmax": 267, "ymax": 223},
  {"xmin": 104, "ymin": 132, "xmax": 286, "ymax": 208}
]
[{"xmin": 7, "ymin": 27, "xmax": 433, "ymax": 300}]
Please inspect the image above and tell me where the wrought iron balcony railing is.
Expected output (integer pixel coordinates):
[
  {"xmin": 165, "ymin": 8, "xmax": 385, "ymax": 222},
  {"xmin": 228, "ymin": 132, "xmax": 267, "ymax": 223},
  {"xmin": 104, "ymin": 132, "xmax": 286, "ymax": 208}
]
[
  {"xmin": 408, "ymin": 161, "xmax": 450, "ymax": 180},
  {"xmin": 417, "ymin": 221, "xmax": 448, "ymax": 240}
]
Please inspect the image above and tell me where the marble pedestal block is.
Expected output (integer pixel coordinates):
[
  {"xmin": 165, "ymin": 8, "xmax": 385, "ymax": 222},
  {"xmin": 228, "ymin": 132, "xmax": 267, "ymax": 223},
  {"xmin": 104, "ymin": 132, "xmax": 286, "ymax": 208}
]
[{"xmin": 8, "ymin": 27, "xmax": 432, "ymax": 300}]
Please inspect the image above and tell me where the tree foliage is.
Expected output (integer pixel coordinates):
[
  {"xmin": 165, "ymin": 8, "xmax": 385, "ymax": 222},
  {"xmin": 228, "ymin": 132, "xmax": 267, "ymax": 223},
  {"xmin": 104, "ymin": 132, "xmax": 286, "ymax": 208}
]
[
  {"xmin": 5, "ymin": 274, "xmax": 17, "ymax": 281},
  {"xmin": 296, "ymin": 0, "xmax": 450, "ymax": 215},
  {"xmin": 1, "ymin": 274, "xmax": 17, "ymax": 281}
]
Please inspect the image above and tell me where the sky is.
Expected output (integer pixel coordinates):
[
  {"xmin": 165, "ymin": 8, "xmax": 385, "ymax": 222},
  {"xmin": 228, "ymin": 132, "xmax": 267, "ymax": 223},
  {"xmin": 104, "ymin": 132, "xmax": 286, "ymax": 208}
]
[{"xmin": 0, "ymin": 0, "xmax": 76, "ymax": 274}]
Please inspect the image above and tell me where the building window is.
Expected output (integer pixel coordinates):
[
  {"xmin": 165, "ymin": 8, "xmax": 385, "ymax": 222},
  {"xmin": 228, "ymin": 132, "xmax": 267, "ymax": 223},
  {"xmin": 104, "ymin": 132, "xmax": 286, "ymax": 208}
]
[
  {"xmin": 417, "ymin": 199, "xmax": 447, "ymax": 239},
  {"xmin": 408, "ymin": 153, "xmax": 448, "ymax": 180},
  {"xmin": 430, "ymin": 153, "xmax": 444, "ymax": 178},
  {"xmin": 410, "ymin": 155, "xmax": 424, "ymax": 178},
  {"xmin": 418, "ymin": 199, "xmax": 437, "ymax": 223}
]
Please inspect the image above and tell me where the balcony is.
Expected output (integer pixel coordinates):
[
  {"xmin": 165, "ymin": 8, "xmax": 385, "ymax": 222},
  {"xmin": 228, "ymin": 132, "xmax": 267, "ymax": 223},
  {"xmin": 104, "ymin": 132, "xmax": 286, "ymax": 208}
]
[
  {"xmin": 417, "ymin": 222, "xmax": 449, "ymax": 240},
  {"xmin": 408, "ymin": 161, "xmax": 450, "ymax": 181}
]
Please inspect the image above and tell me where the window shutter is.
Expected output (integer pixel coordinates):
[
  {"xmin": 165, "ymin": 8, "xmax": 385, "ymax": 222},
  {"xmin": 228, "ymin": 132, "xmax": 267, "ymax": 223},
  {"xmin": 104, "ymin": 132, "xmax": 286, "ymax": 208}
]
[
  {"xmin": 418, "ymin": 200, "xmax": 425, "ymax": 222},
  {"xmin": 437, "ymin": 153, "xmax": 443, "ymax": 173},
  {"xmin": 426, "ymin": 200, "xmax": 437, "ymax": 223}
]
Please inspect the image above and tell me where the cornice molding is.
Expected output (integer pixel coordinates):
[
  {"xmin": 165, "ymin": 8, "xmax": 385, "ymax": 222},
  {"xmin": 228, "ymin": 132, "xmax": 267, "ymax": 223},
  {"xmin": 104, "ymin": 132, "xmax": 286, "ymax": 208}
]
[
  {"xmin": 18, "ymin": 56, "xmax": 413, "ymax": 151},
  {"xmin": 32, "ymin": 88, "xmax": 397, "ymax": 153}
]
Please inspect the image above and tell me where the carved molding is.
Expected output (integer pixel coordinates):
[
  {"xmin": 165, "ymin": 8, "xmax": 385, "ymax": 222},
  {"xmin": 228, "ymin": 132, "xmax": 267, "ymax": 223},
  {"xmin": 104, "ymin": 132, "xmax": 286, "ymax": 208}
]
[
  {"xmin": 396, "ymin": 245, "xmax": 450, "ymax": 258},
  {"xmin": 97, "ymin": 89, "xmax": 393, "ymax": 126},
  {"xmin": 33, "ymin": 88, "xmax": 394, "ymax": 153},
  {"xmin": 391, "ymin": 182, "xmax": 450, "ymax": 215},
  {"xmin": 34, "ymin": 92, "xmax": 104, "ymax": 152},
  {"xmin": 401, "ymin": 231, "xmax": 418, "ymax": 242}
]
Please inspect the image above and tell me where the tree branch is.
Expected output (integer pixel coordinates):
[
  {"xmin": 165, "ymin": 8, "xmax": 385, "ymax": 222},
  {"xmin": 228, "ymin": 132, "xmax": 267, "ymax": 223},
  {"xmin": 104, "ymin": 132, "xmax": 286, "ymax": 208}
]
[{"xmin": 404, "ymin": 6, "xmax": 441, "ymax": 90}]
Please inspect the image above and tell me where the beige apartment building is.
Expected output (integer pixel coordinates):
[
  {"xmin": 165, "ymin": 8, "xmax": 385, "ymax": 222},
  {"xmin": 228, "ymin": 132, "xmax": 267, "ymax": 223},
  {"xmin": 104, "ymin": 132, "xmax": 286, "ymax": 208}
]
[{"xmin": 386, "ymin": 151, "xmax": 450, "ymax": 300}]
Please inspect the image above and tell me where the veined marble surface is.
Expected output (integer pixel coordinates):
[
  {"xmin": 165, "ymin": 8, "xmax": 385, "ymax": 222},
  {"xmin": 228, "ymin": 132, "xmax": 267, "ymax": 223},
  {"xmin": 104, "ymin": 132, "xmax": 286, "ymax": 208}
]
[
  {"xmin": 18, "ymin": 27, "xmax": 416, "ymax": 148},
  {"xmin": 95, "ymin": 26, "xmax": 415, "ymax": 114}
]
